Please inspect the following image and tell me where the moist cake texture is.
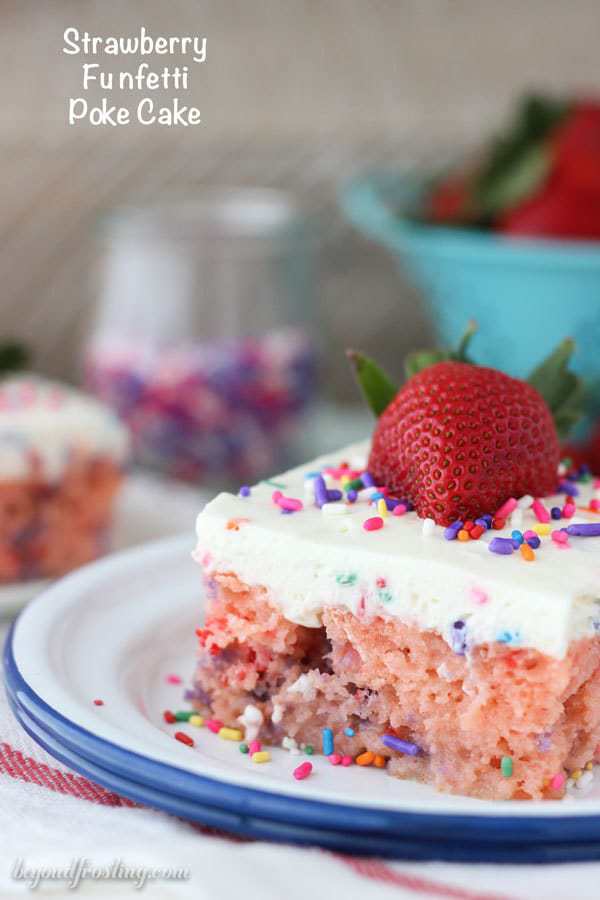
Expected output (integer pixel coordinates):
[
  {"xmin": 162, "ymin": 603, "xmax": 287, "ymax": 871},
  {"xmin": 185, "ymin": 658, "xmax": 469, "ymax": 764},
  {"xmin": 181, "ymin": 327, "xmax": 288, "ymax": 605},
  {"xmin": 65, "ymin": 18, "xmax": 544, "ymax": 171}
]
[
  {"xmin": 193, "ymin": 440, "xmax": 600, "ymax": 799},
  {"xmin": 0, "ymin": 376, "xmax": 128, "ymax": 581}
]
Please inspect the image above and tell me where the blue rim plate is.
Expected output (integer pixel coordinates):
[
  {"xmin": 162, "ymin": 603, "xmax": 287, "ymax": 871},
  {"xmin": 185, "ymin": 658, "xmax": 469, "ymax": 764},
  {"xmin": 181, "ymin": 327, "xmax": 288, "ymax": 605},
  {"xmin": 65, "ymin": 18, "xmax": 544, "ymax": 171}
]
[
  {"xmin": 8, "ymin": 688, "xmax": 600, "ymax": 864},
  {"xmin": 4, "ymin": 535, "xmax": 600, "ymax": 861}
]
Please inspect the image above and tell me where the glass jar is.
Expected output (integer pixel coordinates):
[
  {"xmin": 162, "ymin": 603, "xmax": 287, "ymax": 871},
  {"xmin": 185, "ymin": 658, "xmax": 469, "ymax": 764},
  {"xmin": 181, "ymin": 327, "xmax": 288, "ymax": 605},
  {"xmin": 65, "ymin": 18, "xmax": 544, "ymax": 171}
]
[{"xmin": 85, "ymin": 188, "xmax": 318, "ymax": 486}]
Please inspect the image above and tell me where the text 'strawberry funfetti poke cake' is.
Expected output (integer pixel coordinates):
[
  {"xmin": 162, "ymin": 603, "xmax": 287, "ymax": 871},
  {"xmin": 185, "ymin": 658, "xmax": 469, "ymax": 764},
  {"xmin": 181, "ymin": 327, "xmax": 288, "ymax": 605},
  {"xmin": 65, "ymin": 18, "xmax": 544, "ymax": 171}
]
[
  {"xmin": 192, "ymin": 329, "xmax": 600, "ymax": 800},
  {"xmin": 0, "ymin": 375, "xmax": 129, "ymax": 582}
]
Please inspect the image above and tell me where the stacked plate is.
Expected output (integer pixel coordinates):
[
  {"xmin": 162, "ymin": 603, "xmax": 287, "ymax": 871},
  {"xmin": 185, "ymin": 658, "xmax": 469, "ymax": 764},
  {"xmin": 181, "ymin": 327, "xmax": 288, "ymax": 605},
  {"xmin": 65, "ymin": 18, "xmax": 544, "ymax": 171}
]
[{"xmin": 5, "ymin": 536, "xmax": 600, "ymax": 862}]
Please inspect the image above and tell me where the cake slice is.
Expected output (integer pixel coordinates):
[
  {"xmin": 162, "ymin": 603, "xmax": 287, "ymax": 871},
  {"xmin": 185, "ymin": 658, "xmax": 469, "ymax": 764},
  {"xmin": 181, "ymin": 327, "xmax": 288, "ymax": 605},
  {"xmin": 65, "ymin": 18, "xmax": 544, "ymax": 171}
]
[
  {"xmin": 193, "ymin": 347, "xmax": 599, "ymax": 800},
  {"xmin": 194, "ymin": 439, "xmax": 600, "ymax": 800},
  {"xmin": 0, "ymin": 375, "xmax": 129, "ymax": 581}
]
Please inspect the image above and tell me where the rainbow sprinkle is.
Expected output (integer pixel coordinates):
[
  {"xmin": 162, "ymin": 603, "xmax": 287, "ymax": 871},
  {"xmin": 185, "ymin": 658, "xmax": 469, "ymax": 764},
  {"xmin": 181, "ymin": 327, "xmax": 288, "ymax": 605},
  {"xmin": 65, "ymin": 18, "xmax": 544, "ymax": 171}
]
[
  {"xmin": 532, "ymin": 499, "xmax": 550, "ymax": 523},
  {"xmin": 489, "ymin": 537, "xmax": 514, "ymax": 555},
  {"xmin": 444, "ymin": 520, "xmax": 463, "ymax": 540},
  {"xmin": 252, "ymin": 751, "xmax": 271, "ymax": 763},
  {"xmin": 356, "ymin": 751, "xmax": 375, "ymax": 766},
  {"xmin": 567, "ymin": 523, "xmax": 600, "ymax": 537},
  {"xmin": 363, "ymin": 516, "xmax": 384, "ymax": 531},
  {"xmin": 219, "ymin": 727, "xmax": 243, "ymax": 741},
  {"xmin": 272, "ymin": 490, "xmax": 303, "ymax": 512},
  {"xmin": 377, "ymin": 498, "xmax": 388, "ymax": 518},
  {"xmin": 495, "ymin": 497, "xmax": 517, "ymax": 519},
  {"xmin": 520, "ymin": 543, "xmax": 535, "ymax": 561},
  {"xmin": 293, "ymin": 761, "xmax": 312, "ymax": 780},
  {"xmin": 322, "ymin": 727, "xmax": 334, "ymax": 756},
  {"xmin": 550, "ymin": 772, "xmax": 566, "ymax": 791},
  {"xmin": 501, "ymin": 756, "xmax": 513, "ymax": 777},
  {"xmin": 382, "ymin": 734, "xmax": 421, "ymax": 756}
]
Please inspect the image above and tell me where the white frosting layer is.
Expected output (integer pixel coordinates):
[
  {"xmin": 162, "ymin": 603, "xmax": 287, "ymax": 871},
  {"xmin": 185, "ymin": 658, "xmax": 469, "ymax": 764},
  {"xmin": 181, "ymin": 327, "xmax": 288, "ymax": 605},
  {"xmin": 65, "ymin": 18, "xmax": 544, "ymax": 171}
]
[
  {"xmin": 195, "ymin": 440, "xmax": 600, "ymax": 659},
  {"xmin": 0, "ymin": 375, "xmax": 129, "ymax": 480}
]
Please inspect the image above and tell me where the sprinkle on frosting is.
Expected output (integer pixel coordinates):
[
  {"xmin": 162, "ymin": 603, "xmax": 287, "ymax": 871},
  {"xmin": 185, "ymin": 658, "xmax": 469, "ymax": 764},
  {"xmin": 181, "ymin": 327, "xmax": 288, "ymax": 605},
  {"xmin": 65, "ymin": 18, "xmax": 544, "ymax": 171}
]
[
  {"xmin": 422, "ymin": 517, "xmax": 435, "ymax": 536},
  {"xmin": 336, "ymin": 573, "xmax": 357, "ymax": 586},
  {"xmin": 377, "ymin": 498, "xmax": 388, "ymax": 518},
  {"xmin": 567, "ymin": 523, "xmax": 600, "ymax": 537},
  {"xmin": 520, "ymin": 543, "xmax": 535, "ymax": 561},
  {"xmin": 272, "ymin": 491, "xmax": 303, "ymax": 512},
  {"xmin": 444, "ymin": 520, "xmax": 463, "ymax": 541},
  {"xmin": 532, "ymin": 499, "xmax": 551, "ymax": 523},
  {"xmin": 489, "ymin": 537, "xmax": 514, "ymax": 555},
  {"xmin": 551, "ymin": 530, "xmax": 570, "ymax": 547},
  {"xmin": 495, "ymin": 498, "xmax": 517, "ymax": 519},
  {"xmin": 196, "ymin": 439, "xmax": 600, "ymax": 659},
  {"xmin": 363, "ymin": 516, "xmax": 384, "ymax": 531},
  {"xmin": 471, "ymin": 587, "xmax": 489, "ymax": 605}
]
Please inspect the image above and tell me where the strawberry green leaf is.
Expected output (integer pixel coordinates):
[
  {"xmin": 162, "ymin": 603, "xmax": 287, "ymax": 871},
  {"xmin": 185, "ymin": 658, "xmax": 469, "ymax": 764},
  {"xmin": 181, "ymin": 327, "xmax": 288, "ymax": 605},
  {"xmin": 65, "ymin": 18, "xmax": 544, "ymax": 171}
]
[
  {"xmin": 0, "ymin": 341, "xmax": 29, "ymax": 375},
  {"xmin": 404, "ymin": 349, "xmax": 450, "ymax": 379},
  {"xmin": 347, "ymin": 350, "xmax": 397, "ymax": 417},
  {"xmin": 473, "ymin": 93, "xmax": 570, "ymax": 219},
  {"xmin": 476, "ymin": 143, "xmax": 550, "ymax": 217},
  {"xmin": 405, "ymin": 320, "xmax": 477, "ymax": 377},
  {"xmin": 453, "ymin": 319, "xmax": 477, "ymax": 363},
  {"xmin": 527, "ymin": 338, "xmax": 583, "ymax": 439}
]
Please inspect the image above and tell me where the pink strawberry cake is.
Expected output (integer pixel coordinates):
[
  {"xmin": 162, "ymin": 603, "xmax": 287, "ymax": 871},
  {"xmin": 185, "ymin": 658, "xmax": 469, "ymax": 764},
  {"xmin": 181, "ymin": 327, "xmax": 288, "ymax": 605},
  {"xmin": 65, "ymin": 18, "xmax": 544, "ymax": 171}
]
[
  {"xmin": 193, "ymin": 441, "xmax": 600, "ymax": 801},
  {"xmin": 0, "ymin": 375, "xmax": 129, "ymax": 581}
]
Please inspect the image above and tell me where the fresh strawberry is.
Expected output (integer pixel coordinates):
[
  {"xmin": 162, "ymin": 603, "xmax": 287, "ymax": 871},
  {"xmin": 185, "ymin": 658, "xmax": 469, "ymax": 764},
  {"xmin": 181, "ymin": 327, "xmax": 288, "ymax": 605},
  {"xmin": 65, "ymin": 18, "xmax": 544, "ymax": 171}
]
[
  {"xmin": 427, "ymin": 175, "xmax": 471, "ymax": 225},
  {"xmin": 497, "ymin": 100, "xmax": 600, "ymax": 239},
  {"xmin": 552, "ymin": 100, "xmax": 600, "ymax": 195},
  {"xmin": 368, "ymin": 360, "xmax": 560, "ymax": 525},
  {"xmin": 498, "ymin": 172, "xmax": 600, "ymax": 241}
]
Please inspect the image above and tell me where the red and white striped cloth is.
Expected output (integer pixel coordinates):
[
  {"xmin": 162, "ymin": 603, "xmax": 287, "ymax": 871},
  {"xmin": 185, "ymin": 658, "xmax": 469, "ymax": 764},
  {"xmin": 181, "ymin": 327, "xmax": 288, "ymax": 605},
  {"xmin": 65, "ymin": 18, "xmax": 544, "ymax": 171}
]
[{"xmin": 0, "ymin": 623, "xmax": 597, "ymax": 900}]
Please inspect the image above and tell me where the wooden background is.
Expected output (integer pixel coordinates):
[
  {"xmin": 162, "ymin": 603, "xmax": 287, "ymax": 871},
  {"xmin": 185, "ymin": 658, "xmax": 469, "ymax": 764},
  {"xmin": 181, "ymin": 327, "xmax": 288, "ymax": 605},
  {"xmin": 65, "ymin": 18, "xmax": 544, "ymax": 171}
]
[{"xmin": 2, "ymin": 0, "xmax": 599, "ymax": 396}]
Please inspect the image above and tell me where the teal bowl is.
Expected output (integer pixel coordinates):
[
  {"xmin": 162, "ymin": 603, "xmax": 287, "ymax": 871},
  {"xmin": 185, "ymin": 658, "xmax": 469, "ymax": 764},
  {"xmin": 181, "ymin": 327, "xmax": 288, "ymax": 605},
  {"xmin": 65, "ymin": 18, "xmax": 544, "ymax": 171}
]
[{"xmin": 341, "ymin": 172, "xmax": 600, "ymax": 433}]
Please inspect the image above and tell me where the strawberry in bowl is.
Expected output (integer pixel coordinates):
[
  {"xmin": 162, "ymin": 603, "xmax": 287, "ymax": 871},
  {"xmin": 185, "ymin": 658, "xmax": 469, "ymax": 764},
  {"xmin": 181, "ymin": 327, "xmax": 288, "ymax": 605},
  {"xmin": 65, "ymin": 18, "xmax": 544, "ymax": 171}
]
[{"xmin": 341, "ymin": 92, "xmax": 600, "ymax": 445}]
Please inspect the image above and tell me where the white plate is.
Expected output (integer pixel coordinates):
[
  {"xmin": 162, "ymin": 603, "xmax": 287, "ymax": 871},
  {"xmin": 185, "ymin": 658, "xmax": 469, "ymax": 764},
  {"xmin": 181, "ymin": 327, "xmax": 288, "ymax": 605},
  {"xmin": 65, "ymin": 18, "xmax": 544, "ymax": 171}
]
[{"xmin": 7, "ymin": 533, "xmax": 600, "ymax": 836}]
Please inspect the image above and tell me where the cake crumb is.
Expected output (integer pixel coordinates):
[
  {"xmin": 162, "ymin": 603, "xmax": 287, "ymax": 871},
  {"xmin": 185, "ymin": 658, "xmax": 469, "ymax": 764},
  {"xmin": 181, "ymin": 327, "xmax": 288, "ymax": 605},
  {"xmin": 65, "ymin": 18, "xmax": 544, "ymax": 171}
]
[{"xmin": 238, "ymin": 704, "xmax": 263, "ymax": 742}]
